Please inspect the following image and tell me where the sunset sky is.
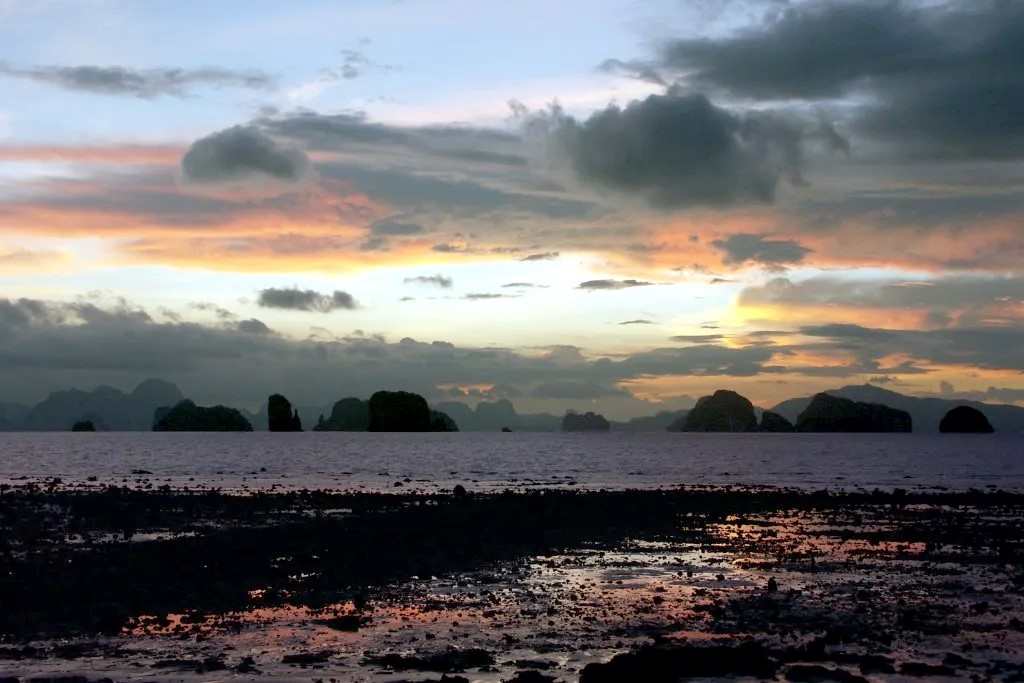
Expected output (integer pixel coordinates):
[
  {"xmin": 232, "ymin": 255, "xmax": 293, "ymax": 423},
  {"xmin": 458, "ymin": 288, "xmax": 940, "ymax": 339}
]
[{"xmin": 2, "ymin": 0, "xmax": 1023, "ymax": 417}]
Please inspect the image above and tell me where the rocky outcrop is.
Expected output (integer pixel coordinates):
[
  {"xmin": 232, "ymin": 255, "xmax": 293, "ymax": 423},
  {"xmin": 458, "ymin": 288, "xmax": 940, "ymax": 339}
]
[
  {"xmin": 430, "ymin": 410, "xmax": 459, "ymax": 432},
  {"xmin": 939, "ymin": 405, "xmax": 994, "ymax": 433},
  {"xmin": 153, "ymin": 400, "xmax": 253, "ymax": 431},
  {"xmin": 314, "ymin": 397, "xmax": 370, "ymax": 431},
  {"xmin": 772, "ymin": 384, "xmax": 1024, "ymax": 433},
  {"xmin": 267, "ymin": 394, "xmax": 302, "ymax": 431},
  {"xmin": 796, "ymin": 393, "xmax": 912, "ymax": 432},
  {"xmin": 562, "ymin": 411, "xmax": 610, "ymax": 432},
  {"xmin": 71, "ymin": 420, "xmax": 96, "ymax": 432},
  {"xmin": 671, "ymin": 390, "xmax": 757, "ymax": 432},
  {"xmin": 367, "ymin": 391, "xmax": 432, "ymax": 432},
  {"xmin": 759, "ymin": 410, "xmax": 794, "ymax": 432}
]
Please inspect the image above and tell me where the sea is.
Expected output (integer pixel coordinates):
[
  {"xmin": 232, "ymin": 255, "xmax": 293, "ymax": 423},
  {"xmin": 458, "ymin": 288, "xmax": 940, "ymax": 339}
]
[{"xmin": 1, "ymin": 431, "xmax": 1021, "ymax": 493}]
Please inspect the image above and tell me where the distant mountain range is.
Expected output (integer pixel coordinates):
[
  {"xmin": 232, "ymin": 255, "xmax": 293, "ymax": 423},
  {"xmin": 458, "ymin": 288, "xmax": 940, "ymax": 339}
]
[
  {"xmin": 772, "ymin": 384, "xmax": 1024, "ymax": 433},
  {"xmin": 1, "ymin": 380, "xmax": 1021, "ymax": 433}
]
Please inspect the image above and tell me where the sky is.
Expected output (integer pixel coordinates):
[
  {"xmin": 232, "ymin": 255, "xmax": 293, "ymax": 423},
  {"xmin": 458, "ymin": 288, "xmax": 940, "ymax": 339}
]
[{"xmin": 2, "ymin": 0, "xmax": 1024, "ymax": 417}]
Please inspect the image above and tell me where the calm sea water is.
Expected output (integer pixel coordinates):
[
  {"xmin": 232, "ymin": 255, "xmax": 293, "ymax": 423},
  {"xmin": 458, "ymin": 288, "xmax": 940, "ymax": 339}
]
[{"xmin": 1, "ymin": 431, "xmax": 1021, "ymax": 493}]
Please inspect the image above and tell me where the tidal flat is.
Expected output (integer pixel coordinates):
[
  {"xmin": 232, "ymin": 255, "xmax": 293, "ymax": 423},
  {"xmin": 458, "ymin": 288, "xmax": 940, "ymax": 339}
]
[{"xmin": 2, "ymin": 485, "xmax": 1023, "ymax": 682}]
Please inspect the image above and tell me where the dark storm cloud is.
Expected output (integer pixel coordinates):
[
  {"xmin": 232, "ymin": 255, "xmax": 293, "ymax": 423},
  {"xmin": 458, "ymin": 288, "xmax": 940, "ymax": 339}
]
[
  {"xmin": 404, "ymin": 274, "xmax": 452, "ymax": 288},
  {"xmin": 545, "ymin": 92, "xmax": 811, "ymax": 207},
  {"xmin": 0, "ymin": 297, "xmax": 788, "ymax": 406},
  {"xmin": 799, "ymin": 323, "xmax": 1024, "ymax": 372},
  {"xmin": 257, "ymin": 287, "xmax": 357, "ymax": 312},
  {"xmin": 0, "ymin": 63, "xmax": 272, "ymax": 98},
  {"xmin": 653, "ymin": 0, "xmax": 1024, "ymax": 160},
  {"xmin": 182, "ymin": 126, "xmax": 309, "ymax": 182},
  {"xmin": 578, "ymin": 279, "xmax": 654, "ymax": 290},
  {"xmin": 711, "ymin": 233, "xmax": 811, "ymax": 267}
]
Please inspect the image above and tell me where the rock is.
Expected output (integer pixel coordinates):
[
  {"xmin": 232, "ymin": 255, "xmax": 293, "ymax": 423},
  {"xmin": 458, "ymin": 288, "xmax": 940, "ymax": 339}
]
[
  {"xmin": 561, "ymin": 411, "xmax": 610, "ymax": 432},
  {"xmin": 71, "ymin": 420, "xmax": 96, "ymax": 432},
  {"xmin": 152, "ymin": 399, "xmax": 253, "ymax": 431},
  {"xmin": 670, "ymin": 390, "xmax": 757, "ymax": 432},
  {"xmin": 579, "ymin": 642, "xmax": 779, "ymax": 682},
  {"xmin": 796, "ymin": 393, "xmax": 912, "ymax": 432},
  {"xmin": 898, "ymin": 662, "xmax": 956, "ymax": 676},
  {"xmin": 784, "ymin": 664, "xmax": 868, "ymax": 682},
  {"xmin": 453, "ymin": 484, "xmax": 469, "ymax": 499},
  {"xmin": 364, "ymin": 648, "xmax": 495, "ymax": 672},
  {"xmin": 430, "ymin": 410, "xmax": 460, "ymax": 432},
  {"xmin": 759, "ymin": 410, "xmax": 794, "ymax": 432},
  {"xmin": 368, "ymin": 391, "xmax": 433, "ymax": 432},
  {"xmin": 501, "ymin": 426, "xmax": 513, "ymax": 432},
  {"xmin": 267, "ymin": 394, "xmax": 302, "ymax": 431},
  {"xmin": 504, "ymin": 672, "xmax": 558, "ymax": 683},
  {"xmin": 314, "ymin": 397, "xmax": 370, "ymax": 431},
  {"xmin": 281, "ymin": 650, "xmax": 334, "ymax": 665},
  {"xmin": 939, "ymin": 405, "xmax": 994, "ymax": 433}
]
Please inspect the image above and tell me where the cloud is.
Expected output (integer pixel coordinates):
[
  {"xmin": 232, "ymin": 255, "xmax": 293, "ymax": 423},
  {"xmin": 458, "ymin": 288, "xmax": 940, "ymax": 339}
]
[
  {"xmin": 181, "ymin": 126, "xmax": 309, "ymax": 183},
  {"xmin": 404, "ymin": 274, "xmax": 452, "ymax": 288},
  {"xmin": 257, "ymin": 287, "xmax": 357, "ymax": 312},
  {"xmin": 520, "ymin": 251, "xmax": 559, "ymax": 261},
  {"xmin": 541, "ymin": 92, "xmax": 811, "ymax": 207},
  {"xmin": 711, "ymin": 233, "xmax": 811, "ymax": 267},
  {"xmin": 652, "ymin": 0, "xmax": 1024, "ymax": 161},
  {"xmin": 0, "ymin": 296, "xmax": 785, "ymax": 409},
  {"xmin": 501, "ymin": 282, "xmax": 546, "ymax": 289},
  {"xmin": 236, "ymin": 318, "xmax": 273, "ymax": 335},
  {"xmin": 463, "ymin": 293, "xmax": 515, "ymax": 300},
  {"xmin": 619, "ymin": 319, "xmax": 655, "ymax": 325},
  {"xmin": 0, "ymin": 63, "xmax": 272, "ymax": 98},
  {"xmin": 531, "ymin": 381, "xmax": 627, "ymax": 399},
  {"xmin": 370, "ymin": 218, "xmax": 423, "ymax": 236},
  {"xmin": 578, "ymin": 279, "xmax": 654, "ymax": 290},
  {"xmin": 670, "ymin": 334, "xmax": 724, "ymax": 343}
]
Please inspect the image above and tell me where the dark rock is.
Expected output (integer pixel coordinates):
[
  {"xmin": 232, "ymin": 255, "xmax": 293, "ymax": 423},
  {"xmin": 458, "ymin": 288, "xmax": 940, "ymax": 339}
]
[
  {"xmin": 364, "ymin": 648, "xmax": 495, "ymax": 672},
  {"xmin": 152, "ymin": 399, "xmax": 253, "ymax": 431},
  {"xmin": 71, "ymin": 420, "xmax": 96, "ymax": 432},
  {"xmin": 282, "ymin": 650, "xmax": 334, "ymax": 665},
  {"xmin": 579, "ymin": 642, "xmax": 779, "ymax": 682},
  {"xmin": 430, "ymin": 410, "xmax": 460, "ymax": 432},
  {"xmin": 504, "ymin": 672, "xmax": 558, "ymax": 683},
  {"xmin": 267, "ymin": 393, "xmax": 302, "ymax": 431},
  {"xmin": 453, "ymin": 484, "xmax": 469, "ymax": 499},
  {"xmin": 561, "ymin": 411, "xmax": 610, "ymax": 432},
  {"xmin": 670, "ymin": 390, "xmax": 757, "ymax": 432},
  {"xmin": 368, "ymin": 391, "xmax": 432, "ymax": 432},
  {"xmin": 939, "ymin": 405, "xmax": 994, "ymax": 433},
  {"xmin": 314, "ymin": 397, "xmax": 370, "ymax": 431},
  {"xmin": 501, "ymin": 426, "xmax": 513, "ymax": 432},
  {"xmin": 898, "ymin": 662, "xmax": 956, "ymax": 676},
  {"xmin": 796, "ymin": 393, "xmax": 912, "ymax": 432},
  {"xmin": 318, "ymin": 614, "xmax": 366, "ymax": 631},
  {"xmin": 759, "ymin": 410, "xmax": 794, "ymax": 432},
  {"xmin": 784, "ymin": 664, "xmax": 868, "ymax": 682}
]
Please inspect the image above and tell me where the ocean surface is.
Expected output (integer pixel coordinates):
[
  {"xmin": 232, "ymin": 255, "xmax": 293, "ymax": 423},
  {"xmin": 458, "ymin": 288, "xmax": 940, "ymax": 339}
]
[{"xmin": 1, "ymin": 431, "xmax": 1021, "ymax": 493}]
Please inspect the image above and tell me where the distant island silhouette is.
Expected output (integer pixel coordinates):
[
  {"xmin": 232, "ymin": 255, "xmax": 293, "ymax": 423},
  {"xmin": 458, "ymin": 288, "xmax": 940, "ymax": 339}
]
[{"xmin": 0, "ymin": 379, "xmax": 1015, "ymax": 433}]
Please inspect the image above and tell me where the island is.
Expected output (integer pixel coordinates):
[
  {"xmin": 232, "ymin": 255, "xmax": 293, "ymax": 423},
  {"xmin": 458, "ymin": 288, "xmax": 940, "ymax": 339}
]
[
  {"xmin": 670, "ymin": 390, "xmax": 757, "ymax": 432},
  {"xmin": 562, "ymin": 411, "xmax": 611, "ymax": 431},
  {"xmin": 796, "ymin": 393, "xmax": 912, "ymax": 432},
  {"xmin": 939, "ymin": 405, "xmax": 994, "ymax": 433},
  {"xmin": 152, "ymin": 399, "xmax": 253, "ymax": 431},
  {"xmin": 267, "ymin": 393, "xmax": 302, "ymax": 431}
]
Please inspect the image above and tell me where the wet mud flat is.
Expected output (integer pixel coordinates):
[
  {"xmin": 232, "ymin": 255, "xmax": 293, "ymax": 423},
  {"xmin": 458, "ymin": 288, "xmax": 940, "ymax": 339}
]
[{"xmin": 2, "ymin": 486, "xmax": 1024, "ymax": 681}]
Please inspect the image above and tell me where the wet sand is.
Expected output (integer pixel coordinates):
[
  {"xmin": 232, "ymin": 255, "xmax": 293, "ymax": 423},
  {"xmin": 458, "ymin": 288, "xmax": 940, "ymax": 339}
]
[{"xmin": 2, "ymin": 484, "xmax": 1023, "ymax": 681}]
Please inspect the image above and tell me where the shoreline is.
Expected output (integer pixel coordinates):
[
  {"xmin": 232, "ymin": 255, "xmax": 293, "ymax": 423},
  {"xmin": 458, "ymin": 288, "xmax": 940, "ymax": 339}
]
[{"xmin": 3, "ymin": 486, "xmax": 1024, "ymax": 681}]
